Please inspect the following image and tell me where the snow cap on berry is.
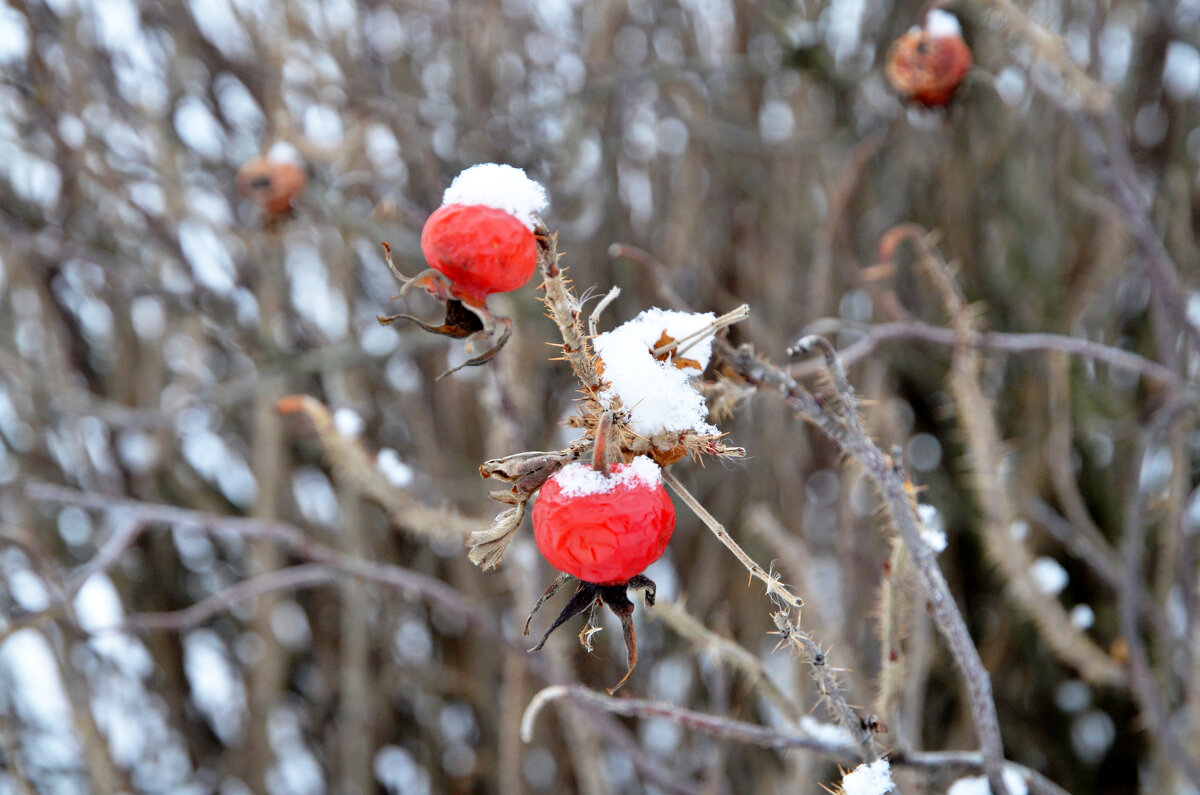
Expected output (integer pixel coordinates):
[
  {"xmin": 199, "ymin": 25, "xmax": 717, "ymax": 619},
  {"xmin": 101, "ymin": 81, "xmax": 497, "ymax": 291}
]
[
  {"xmin": 593, "ymin": 308, "xmax": 721, "ymax": 438},
  {"xmin": 551, "ymin": 456, "xmax": 663, "ymax": 499},
  {"xmin": 441, "ymin": 163, "xmax": 548, "ymax": 231},
  {"xmin": 925, "ymin": 9, "xmax": 963, "ymax": 38}
]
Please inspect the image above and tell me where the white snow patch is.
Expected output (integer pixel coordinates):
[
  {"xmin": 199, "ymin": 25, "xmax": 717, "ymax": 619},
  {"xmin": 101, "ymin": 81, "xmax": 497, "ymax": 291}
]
[
  {"xmin": 0, "ymin": 8, "xmax": 30, "ymax": 64},
  {"xmin": 549, "ymin": 456, "xmax": 662, "ymax": 498},
  {"xmin": 1030, "ymin": 556, "xmax": 1069, "ymax": 596},
  {"xmin": 841, "ymin": 758, "xmax": 894, "ymax": 795},
  {"xmin": 333, "ymin": 407, "xmax": 364, "ymax": 439},
  {"xmin": 267, "ymin": 140, "xmax": 304, "ymax": 166},
  {"xmin": 441, "ymin": 163, "xmax": 548, "ymax": 230},
  {"xmin": 947, "ymin": 766, "xmax": 1028, "ymax": 795},
  {"xmin": 0, "ymin": 629, "xmax": 74, "ymax": 730},
  {"xmin": 74, "ymin": 572, "xmax": 124, "ymax": 633},
  {"xmin": 917, "ymin": 503, "xmax": 947, "ymax": 552},
  {"xmin": 184, "ymin": 629, "xmax": 246, "ymax": 745},
  {"xmin": 179, "ymin": 221, "xmax": 236, "ymax": 296},
  {"xmin": 926, "ymin": 9, "xmax": 963, "ymax": 38},
  {"xmin": 377, "ymin": 448, "xmax": 414, "ymax": 488},
  {"xmin": 174, "ymin": 97, "xmax": 228, "ymax": 161},
  {"xmin": 592, "ymin": 308, "xmax": 720, "ymax": 438},
  {"xmin": 1069, "ymin": 603, "xmax": 1095, "ymax": 630},
  {"xmin": 8, "ymin": 568, "xmax": 50, "ymax": 611}
]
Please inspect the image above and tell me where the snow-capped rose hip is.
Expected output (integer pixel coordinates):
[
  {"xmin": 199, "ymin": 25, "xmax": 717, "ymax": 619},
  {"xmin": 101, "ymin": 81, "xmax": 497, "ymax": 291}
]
[
  {"xmin": 532, "ymin": 459, "xmax": 675, "ymax": 584},
  {"xmin": 378, "ymin": 163, "xmax": 548, "ymax": 376},
  {"xmin": 886, "ymin": 9, "xmax": 972, "ymax": 107},
  {"xmin": 421, "ymin": 203, "xmax": 538, "ymax": 307},
  {"xmin": 526, "ymin": 456, "xmax": 675, "ymax": 693}
]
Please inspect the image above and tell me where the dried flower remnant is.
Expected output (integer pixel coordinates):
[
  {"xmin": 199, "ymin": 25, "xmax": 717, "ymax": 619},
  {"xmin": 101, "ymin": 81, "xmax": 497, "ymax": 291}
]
[
  {"xmin": 526, "ymin": 457, "xmax": 675, "ymax": 693},
  {"xmin": 236, "ymin": 151, "xmax": 307, "ymax": 222},
  {"xmin": 378, "ymin": 163, "xmax": 548, "ymax": 376},
  {"xmin": 886, "ymin": 10, "xmax": 973, "ymax": 107}
]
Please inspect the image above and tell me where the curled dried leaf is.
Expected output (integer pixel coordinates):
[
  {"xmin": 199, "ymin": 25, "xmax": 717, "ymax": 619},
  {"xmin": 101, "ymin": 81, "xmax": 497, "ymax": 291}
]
[{"xmin": 467, "ymin": 500, "xmax": 527, "ymax": 570}]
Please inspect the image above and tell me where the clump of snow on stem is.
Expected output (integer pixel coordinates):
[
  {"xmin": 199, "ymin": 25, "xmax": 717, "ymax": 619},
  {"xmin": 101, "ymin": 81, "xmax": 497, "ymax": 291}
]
[
  {"xmin": 841, "ymin": 758, "xmax": 894, "ymax": 795},
  {"xmin": 550, "ymin": 456, "xmax": 661, "ymax": 498},
  {"xmin": 917, "ymin": 503, "xmax": 947, "ymax": 553},
  {"xmin": 593, "ymin": 308, "xmax": 720, "ymax": 438},
  {"xmin": 925, "ymin": 9, "xmax": 963, "ymax": 37},
  {"xmin": 441, "ymin": 163, "xmax": 547, "ymax": 230}
]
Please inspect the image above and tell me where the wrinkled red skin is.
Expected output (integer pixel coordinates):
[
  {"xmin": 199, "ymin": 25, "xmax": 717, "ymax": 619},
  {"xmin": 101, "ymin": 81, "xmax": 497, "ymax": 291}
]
[
  {"xmin": 532, "ymin": 467, "xmax": 676, "ymax": 585},
  {"xmin": 420, "ymin": 203, "xmax": 538, "ymax": 307},
  {"xmin": 885, "ymin": 31, "xmax": 973, "ymax": 107}
]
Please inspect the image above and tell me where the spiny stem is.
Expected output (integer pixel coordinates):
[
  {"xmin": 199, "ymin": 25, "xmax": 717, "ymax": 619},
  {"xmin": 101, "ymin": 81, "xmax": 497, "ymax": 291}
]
[{"xmin": 662, "ymin": 470, "xmax": 802, "ymax": 612}]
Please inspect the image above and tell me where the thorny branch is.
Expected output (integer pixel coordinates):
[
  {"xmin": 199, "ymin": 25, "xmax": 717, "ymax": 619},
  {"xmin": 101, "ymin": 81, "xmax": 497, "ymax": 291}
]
[{"xmin": 716, "ymin": 337, "xmax": 1011, "ymax": 795}]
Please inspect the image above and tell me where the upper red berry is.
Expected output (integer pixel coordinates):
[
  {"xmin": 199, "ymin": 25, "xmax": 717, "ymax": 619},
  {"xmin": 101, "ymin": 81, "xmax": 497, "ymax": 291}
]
[
  {"xmin": 420, "ymin": 203, "xmax": 538, "ymax": 306},
  {"xmin": 886, "ymin": 11, "xmax": 972, "ymax": 107},
  {"xmin": 532, "ymin": 459, "xmax": 676, "ymax": 585}
]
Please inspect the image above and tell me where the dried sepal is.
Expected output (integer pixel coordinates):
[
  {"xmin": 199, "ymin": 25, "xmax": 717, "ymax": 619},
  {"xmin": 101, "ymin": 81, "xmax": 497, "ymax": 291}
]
[
  {"xmin": 702, "ymin": 377, "xmax": 755, "ymax": 423},
  {"xmin": 479, "ymin": 445, "xmax": 583, "ymax": 495},
  {"xmin": 467, "ymin": 499, "xmax": 528, "ymax": 570}
]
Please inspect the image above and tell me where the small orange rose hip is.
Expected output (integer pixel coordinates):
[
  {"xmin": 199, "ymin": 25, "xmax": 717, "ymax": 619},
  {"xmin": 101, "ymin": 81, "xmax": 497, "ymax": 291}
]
[
  {"xmin": 236, "ymin": 154, "xmax": 307, "ymax": 221},
  {"xmin": 886, "ymin": 9, "xmax": 973, "ymax": 107}
]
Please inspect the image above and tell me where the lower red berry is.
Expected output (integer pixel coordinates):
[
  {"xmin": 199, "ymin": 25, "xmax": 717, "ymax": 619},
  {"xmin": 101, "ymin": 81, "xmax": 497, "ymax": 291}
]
[{"xmin": 532, "ymin": 460, "xmax": 676, "ymax": 585}]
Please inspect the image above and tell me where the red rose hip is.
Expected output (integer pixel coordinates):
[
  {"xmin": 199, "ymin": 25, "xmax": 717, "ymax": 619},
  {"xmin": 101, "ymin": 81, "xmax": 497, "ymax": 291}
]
[
  {"xmin": 886, "ymin": 9, "xmax": 972, "ymax": 107},
  {"xmin": 420, "ymin": 203, "xmax": 538, "ymax": 306},
  {"xmin": 379, "ymin": 163, "xmax": 548, "ymax": 376},
  {"xmin": 533, "ymin": 458, "xmax": 675, "ymax": 585}
]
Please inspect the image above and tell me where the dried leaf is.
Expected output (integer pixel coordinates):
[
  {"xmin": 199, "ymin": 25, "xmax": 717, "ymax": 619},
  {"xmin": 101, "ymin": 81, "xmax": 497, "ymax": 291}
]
[
  {"xmin": 467, "ymin": 501, "xmax": 527, "ymax": 569},
  {"xmin": 650, "ymin": 330, "xmax": 675, "ymax": 361},
  {"xmin": 672, "ymin": 355, "xmax": 703, "ymax": 371},
  {"xmin": 480, "ymin": 448, "xmax": 577, "ymax": 494}
]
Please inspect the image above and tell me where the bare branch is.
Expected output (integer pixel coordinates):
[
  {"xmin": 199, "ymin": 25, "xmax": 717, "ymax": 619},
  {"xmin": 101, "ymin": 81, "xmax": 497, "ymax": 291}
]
[{"xmin": 797, "ymin": 318, "xmax": 1185, "ymax": 394}]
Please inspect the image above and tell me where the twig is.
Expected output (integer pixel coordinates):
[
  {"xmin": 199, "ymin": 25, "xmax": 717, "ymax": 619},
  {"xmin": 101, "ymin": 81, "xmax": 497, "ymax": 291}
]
[
  {"xmin": 650, "ymin": 599, "xmax": 805, "ymax": 725},
  {"xmin": 520, "ymin": 686, "xmax": 1070, "ymax": 795},
  {"xmin": 661, "ymin": 471, "xmax": 801, "ymax": 612},
  {"xmin": 587, "ymin": 286, "xmax": 621, "ymax": 338},
  {"xmin": 1119, "ymin": 401, "xmax": 1200, "ymax": 789},
  {"xmin": 660, "ymin": 472, "xmax": 877, "ymax": 757},
  {"xmin": 650, "ymin": 304, "xmax": 750, "ymax": 360},
  {"xmin": 875, "ymin": 540, "xmax": 915, "ymax": 733},
  {"xmin": 520, "ymin": 684, "xmax": 860, "ymax": 757},
  {"xmin": 275, "ymin": 394, "xmax": 483, "ymax": 541},
  {"xmin": 125, "ymin": 565, "xmax": 335, "ymax": 632},
  {"xmin": 973, "ymin": 0, "xmax": 1109, "ymax": 111},
  {"xmin": 768, "ymin": 607, "xmax": 879, "ymax": 760},
  {"xmin": 796, "ymin": 318, "xmax": 1185, "ymax": 394}
]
